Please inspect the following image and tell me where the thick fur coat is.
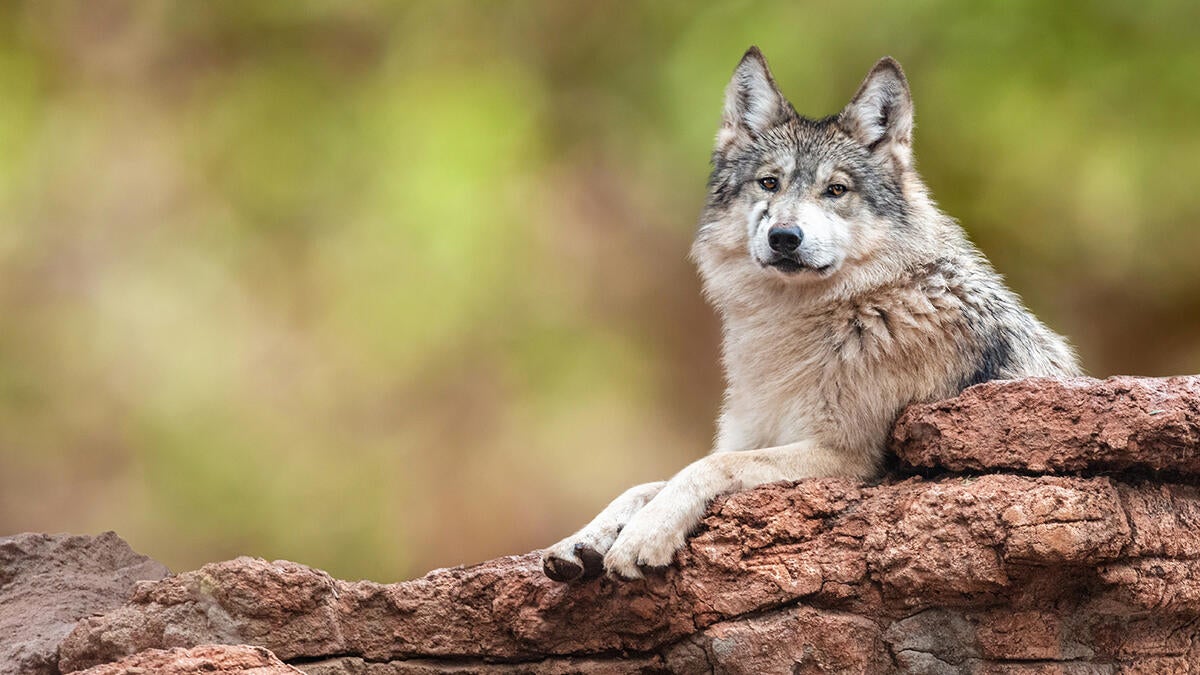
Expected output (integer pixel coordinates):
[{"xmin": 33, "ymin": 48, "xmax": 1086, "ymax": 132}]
[{"xmin": 542, "ymin": 48, "xmax": 1080, "ymax": 582}]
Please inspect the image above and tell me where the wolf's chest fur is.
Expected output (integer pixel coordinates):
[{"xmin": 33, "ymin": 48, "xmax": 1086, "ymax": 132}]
[{"xmin": 715, "ymin": 259, "xmax": 991, "ymax": 460}]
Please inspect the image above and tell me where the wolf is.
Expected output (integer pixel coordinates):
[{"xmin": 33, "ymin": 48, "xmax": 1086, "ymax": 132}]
[{"xmin": 542, "ymin": 48, "xmax": 1081, "ymax": 582}]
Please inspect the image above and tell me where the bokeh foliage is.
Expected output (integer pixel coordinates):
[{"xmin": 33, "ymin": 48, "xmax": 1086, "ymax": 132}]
[{"xmin": 0, "ymin": 1, "xmax": 1197, "ymax": 581}]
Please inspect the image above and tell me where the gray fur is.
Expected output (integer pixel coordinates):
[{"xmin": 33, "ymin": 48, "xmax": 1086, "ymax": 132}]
[{"xmin": 542, "ymin": 48, "xmax": 1080, "ymax": 582}]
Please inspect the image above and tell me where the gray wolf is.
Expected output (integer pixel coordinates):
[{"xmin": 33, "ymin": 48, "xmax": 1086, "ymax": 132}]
[{"xmin": 542, "ymin": 48, "xmax": 1081, "ymax": 582}]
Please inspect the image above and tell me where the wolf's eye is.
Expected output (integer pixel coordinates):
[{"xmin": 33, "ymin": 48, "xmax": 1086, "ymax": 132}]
[
  {"xmin": 825, "ymin": 183, "xmax": 848, "ymax": 198},
  {"xmin": 758, "ymin": 177, "xmax": 779, "ymax": 192}
]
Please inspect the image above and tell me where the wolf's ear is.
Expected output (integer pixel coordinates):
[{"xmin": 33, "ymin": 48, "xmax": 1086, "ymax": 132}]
[
  {"xmin": 839, "ymin": 57, "xmax": 914, "ymax": 169},
  {"xmin": 717, "ymin": 47, "xmax": 792, "ymax": 151}
]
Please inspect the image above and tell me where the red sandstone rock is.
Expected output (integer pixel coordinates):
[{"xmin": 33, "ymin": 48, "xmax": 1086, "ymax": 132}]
[
  {"xmin": 892, "ymin": 375, "xmax": 1200, "ymax": 475},
  {"xmin": 33, "ymin": 376, "xmax": 1200, "ymax": 672},
  {"xmin": 74, "ymin": 645, "xmax": 300, "ymax": 675},
  {"xmin": 56, "ymin": 475, "xmax": 1200, "ymax": 673},
  {"xmin": 0, "ymin": 531, "xmax": 169, "ymax": 675}
]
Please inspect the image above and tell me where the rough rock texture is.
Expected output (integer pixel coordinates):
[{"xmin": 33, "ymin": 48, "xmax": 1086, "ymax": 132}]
[
  {"xmin": 56, "ymin": 474, "xmax": 1200, "ymax": 673},
  {"xmin": 0, "ymin": 531, "xmax": 170, "ymax": 675},
  {"xmin": 893, "ymin": 375, "xmax": 1200, "ymax": 475},
  {"xmin": 74, "ymin": 644, "xmax": 301, "ymax": 674},
  {"xmin": 32, "ymin": 377, "xmax": 1200, "ymax": 672}
]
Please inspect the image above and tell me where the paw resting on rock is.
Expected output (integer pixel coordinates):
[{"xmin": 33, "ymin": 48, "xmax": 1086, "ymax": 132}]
[{"xmin": 542, "ymin": 542, "xmax": 606, "ymax": 582}]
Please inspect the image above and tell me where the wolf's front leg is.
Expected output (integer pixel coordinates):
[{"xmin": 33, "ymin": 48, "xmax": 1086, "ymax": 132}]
[
  {"xmin": 541, "ymin": 480, "xmax": 666, "ymax": 582},
  {"xmin": 603, "ymin": 441, "xmax": 870, "ymax": 579}
]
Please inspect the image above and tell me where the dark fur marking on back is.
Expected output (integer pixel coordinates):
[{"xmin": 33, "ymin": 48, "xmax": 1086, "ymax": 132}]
[{"xmin": 963, "ymin": 331, "xmax": 1014, "ymax": 388}]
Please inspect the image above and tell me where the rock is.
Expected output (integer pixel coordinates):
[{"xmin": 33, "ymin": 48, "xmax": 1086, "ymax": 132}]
[
  {"xmin": 297, "ymin": 655, "xmax": 665, "ymax": 674},
  {"xmin": 660, "ymin": 605, "xmax": 892, "ymax": 674},
  {"xmin": 56, "ymin": 475, "xmax": 1200, "ymax": 673},
  {"xmin": 45, "ymin": 376, "xmax": 1200, "ymax": 672},
  {"xmin": 0, "ymin": 531, "xmax": 170, "ymax": 675},
  {"xmin": 892, "ymin": 375, "xmax": 1200, "ymax": 475},
  {"xmin": 73, "ymin": 644, "xmax": 301, "ymax": 674}
]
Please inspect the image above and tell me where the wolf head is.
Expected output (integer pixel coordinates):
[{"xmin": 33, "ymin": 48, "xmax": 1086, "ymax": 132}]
[{"xmin": 694, "ymin": 48, "xmax": 937, "ymax": 306}]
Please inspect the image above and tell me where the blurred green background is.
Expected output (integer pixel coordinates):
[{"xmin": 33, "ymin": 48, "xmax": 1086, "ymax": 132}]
[{"xmin": 1, "ymin": 1, "xmax": 1198, "ymax": 582}]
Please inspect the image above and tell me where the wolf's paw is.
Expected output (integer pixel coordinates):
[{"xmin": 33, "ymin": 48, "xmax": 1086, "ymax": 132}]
[
  {"xmin": 603, "ymin": 517, "xmax": 684, "ymax": 580},
  {"xmin": 541, "ymin": 538, "xmax": 608, "ymax": 582}
]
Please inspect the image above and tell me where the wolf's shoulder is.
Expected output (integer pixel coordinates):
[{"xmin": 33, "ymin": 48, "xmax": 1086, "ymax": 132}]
[
  {"xmin": 828, "ymin": 251, "xmax": 1079, "ymax": 388},
  {"xmin": 911, "ymin": 252, "xmax": 1082, "ymax": 384}
]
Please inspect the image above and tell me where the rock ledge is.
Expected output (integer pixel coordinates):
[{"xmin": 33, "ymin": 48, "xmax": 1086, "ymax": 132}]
[{"xmin": 9, "ymin": 376, "xmax": 1200, "ymax": 674}]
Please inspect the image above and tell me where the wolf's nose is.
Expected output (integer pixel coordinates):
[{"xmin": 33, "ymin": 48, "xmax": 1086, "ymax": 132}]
[{"xmin": 767, "ymin": 225, "xmax": 803, "ymax": 254}]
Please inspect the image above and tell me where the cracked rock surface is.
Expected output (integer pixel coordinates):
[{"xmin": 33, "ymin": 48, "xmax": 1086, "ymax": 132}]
[
  {"xmin": 73, "ymin": 645, "xmax": 302, "ymax": 674},
  {"xmin": 892, "ymin": 375, "xmax": 1200, "ymax": 476},
  {"xmin": 10, "ymin": 376, "xmax": 1200, "ymax": 673},
  {"xmin": 0, "ymin": 531, "xmax": 170, "ymax": 675}
]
